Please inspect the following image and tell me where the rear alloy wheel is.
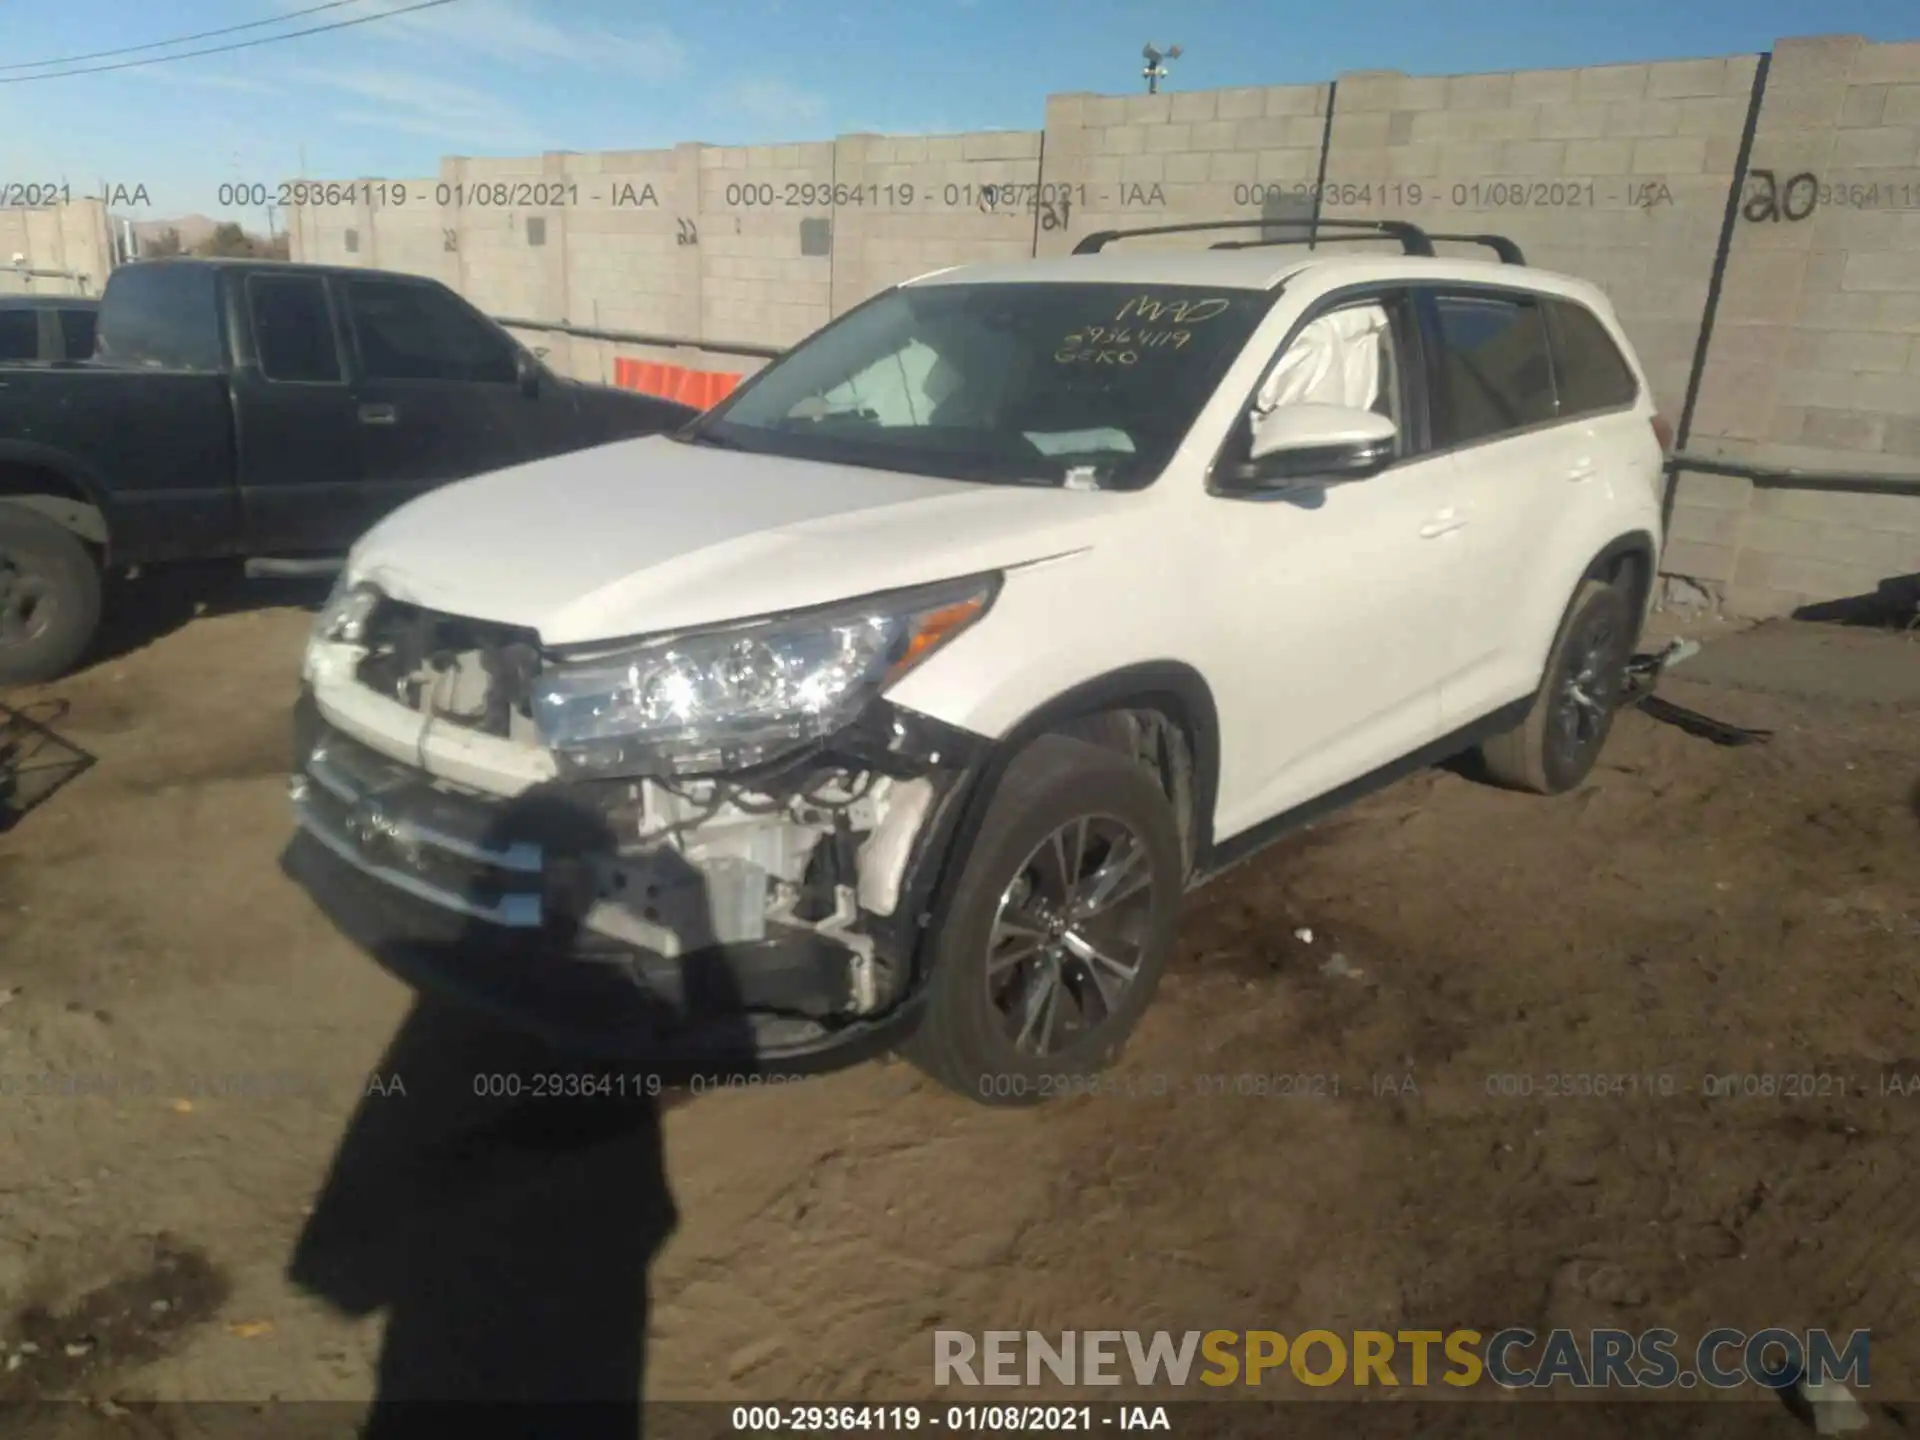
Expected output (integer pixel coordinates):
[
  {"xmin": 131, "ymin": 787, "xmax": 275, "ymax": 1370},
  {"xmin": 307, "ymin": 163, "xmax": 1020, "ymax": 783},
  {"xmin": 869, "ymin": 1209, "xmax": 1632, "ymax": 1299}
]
[
  {"xmin": 1476, "ymin": 577, "xmax": 1633, "ymax": 795},
  {"xmin": 903, "ymin": 734, "xmax": 1184, "ymax": 1104},
  {"xmin": 0, "ymin": 507, "xmax": 102, "ymax": 687}
]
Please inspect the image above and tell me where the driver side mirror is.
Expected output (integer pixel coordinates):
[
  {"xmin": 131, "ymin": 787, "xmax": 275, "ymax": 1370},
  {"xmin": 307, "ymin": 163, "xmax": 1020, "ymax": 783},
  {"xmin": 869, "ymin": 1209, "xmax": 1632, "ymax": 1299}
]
[{"xmin": 1218, "ymin": 403, "xmax": 1397, "ymax": 493}]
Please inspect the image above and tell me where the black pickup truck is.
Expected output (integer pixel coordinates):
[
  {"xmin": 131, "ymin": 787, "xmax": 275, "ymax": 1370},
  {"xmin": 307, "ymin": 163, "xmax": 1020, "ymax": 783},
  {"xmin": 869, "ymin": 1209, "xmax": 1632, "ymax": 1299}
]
[{"xmin": 0, "ymin": 258, "xmax": 698, "ymax": 685}]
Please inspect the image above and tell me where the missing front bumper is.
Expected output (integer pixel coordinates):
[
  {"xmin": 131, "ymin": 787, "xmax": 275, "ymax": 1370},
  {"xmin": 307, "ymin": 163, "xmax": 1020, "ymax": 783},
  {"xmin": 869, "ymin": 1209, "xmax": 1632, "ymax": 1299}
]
[{"xmin": 284, "ymin": 690, "xmax": 982, "ymax": 1061}]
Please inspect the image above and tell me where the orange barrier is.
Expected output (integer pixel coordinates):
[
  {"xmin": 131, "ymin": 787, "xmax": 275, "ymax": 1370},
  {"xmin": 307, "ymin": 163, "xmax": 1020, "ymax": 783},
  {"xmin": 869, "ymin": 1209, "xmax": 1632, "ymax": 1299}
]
[{"xmin": 612, "ymin": 357, "xmax": 744, "ymax": 409}]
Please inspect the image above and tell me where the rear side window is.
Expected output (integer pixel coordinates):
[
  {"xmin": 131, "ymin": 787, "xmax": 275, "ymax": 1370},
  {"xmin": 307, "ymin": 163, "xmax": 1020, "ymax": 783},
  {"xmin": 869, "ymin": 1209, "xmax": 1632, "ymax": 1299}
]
[
  {"xmin": 0, "ymin": 310, "xmax": 37, "ymax": 361},
  {"xmin": 1545, "ymin": 299, "xmax": 1638, "ymax": 416},
  {"xmin": 96, "ymin": 264, "xmax": 224, "ymax": 371},
  {"xmin": 59, "ymin": 307, "xmax": 96, "ymax": 360},
  {"xmin": 248, "ymin": 275, "xmax": 341, "ymax": 383},
  {"xmin": 1428, "ymin": 292, "xmax": 1555, "ymax": 448},
  {"xmin": 343, "ymin": 278, "xmax": 515, "ymax": 384}
]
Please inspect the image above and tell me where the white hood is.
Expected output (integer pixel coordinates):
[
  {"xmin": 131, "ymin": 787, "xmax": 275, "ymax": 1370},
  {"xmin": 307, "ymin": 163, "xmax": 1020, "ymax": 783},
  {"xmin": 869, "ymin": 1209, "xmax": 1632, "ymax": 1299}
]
[{"xmin": 349, "ymin": 434, "xmax": 1129, "ymax": 645}]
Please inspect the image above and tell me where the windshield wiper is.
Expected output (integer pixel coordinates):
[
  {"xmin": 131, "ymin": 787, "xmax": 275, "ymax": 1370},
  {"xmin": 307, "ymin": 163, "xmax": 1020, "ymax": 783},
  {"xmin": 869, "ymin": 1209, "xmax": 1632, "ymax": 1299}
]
[{"xmin": 676, "ymin": 428, "xmax": 745, "ymax": 450}]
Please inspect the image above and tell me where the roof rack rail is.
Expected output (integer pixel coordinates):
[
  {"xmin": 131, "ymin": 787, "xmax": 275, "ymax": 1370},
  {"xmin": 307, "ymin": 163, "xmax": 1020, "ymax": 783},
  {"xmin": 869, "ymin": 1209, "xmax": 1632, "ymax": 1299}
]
[
  {"xmin": 1071, "ymin": 218, "xmax": 1436, "ymax": 257},
  {"xmin": 1425, "ymin": 232, "xmax": 1527, "ymax": 265}
]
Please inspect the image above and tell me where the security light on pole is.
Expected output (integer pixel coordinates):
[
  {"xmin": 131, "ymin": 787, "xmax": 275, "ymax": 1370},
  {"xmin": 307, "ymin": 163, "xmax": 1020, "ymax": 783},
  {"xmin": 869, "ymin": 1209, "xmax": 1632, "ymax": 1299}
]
[{"xmin": 1142, "ymin": 42, "xmax": 1182, "ymax": 94}]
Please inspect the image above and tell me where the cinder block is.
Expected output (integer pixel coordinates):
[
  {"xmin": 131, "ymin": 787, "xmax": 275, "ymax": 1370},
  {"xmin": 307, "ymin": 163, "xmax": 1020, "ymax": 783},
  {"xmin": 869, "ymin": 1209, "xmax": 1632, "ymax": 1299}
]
[
  {"xmin": 1752, "ymin": 486, "xmax": 1920, "ymax": 534},
  {"xmin": 1671, "ymin": 469, "xmax": 1755, "ymax": 509},
  {"xmin": 1668, "ymin": 502, "xmax": 1746, "ymax": 546},
  {"xmin": 1884, "ymin": 84, "xmax": 1920, "ymax": 125},
  {"xmin": 1264, "ymin": 85, "xmax": 1326, "ymax": 117},
  {"xmin": 1165, "ymin": 153, "xmax": 1210, "ymax": 183},
  {"xmin": 1841, "ymin": 250, "xmax": 1920, "ymax": 292},
  {"xmin": 1645, "ymin": 57, "xmax": 1732, "ymax": 99},
  {"xmin": 1254, "ymin": 149, "xmax": 1317, "ymax": 183},
  {"xmin": 1170, "ymin": 92, "xmax": 1218, "ymax": 123},
  {"xmin": 1437, "ymin": 143, "xmax": 1502, "ymax": 176},
  {"xmin": 1409, "ymin": 111, "xmax": 1465, "ymax": 144},
  {"xmin": 1831, "ymin": 127, "xmax": 1920, "ymax": 169},
  {"xmin": 1217, "ymin": 88, "xmax": 1266, "ymax": 121},
  {"xmin": 1576, "ymin": 64, "xmax": 1651, "ymax": 104},
  {"xmin": 1388, "ymin": 146, "xmax": 1441, "ymax": 178},
  {"xmin": 1674, "ymin": 96, "xmax": 1750, "ymax": 136},
  {"xmin": 1631, "ymin": 136, "xmax": 1709, "ymax": 173},
  {"xmin": 1885, "ymin": 417, "xmax": 1920, "ymax": 456},
  {"xmin": 1102, "ymin": 126, "xmax": 1148, "ymax": 156},
  {"xmin": 1605, "ymin": 100, "xmax": 1681, "ymax": 138},
  {"xmin": 1083, "ymin": 98, "xmax": 1127, "ymax": 128},
  {"xmin": 1799, "ymin": 407, "xmax": 1890, "ymax": 450},
  {"xmin": 1657, "ymin": 539, "xmax": 1739, "ymax": 583},
  {"xmin": 1336, "ymin": 73, "xmax": 1404, "ymax": 111},
  {"xmin": 1510, "ymin": 68, "xmax": 1579, "ymax": 106},
  {"xmin": 1468, "ymin": 109, "xmax": 1537, "ymax": 142},
  {"xmin": 1498, "ymin": 141, "xmax": 1566, "ymax": 174},
  {"xmin": 1850, "ymin": 41, "xmax": 1920, "ymax": 86},
  {"xmin": 1767, "ymin": 34, "xmax": 1866, "ymax": 91},
  {"xmin": 1233, "ymin": 118, "xmax": 1293, "ymax": 150},
  {"xmin": 1447, "ymin": 73, "xmax": 1515, "ymax": 110},
  {"xmin": 1143, "ymin": 124, "xmax": 1194, "ymax": 153},
  {"xmin": 1334, "ymin": 112, "xmax": 1393, "ymax": 147},
  {"xmin": 1560, "ymin": 138, "xmax": 1633, "ymax": 173},
  {"xmin": 1839, "ymin": 86, "xmax": 1891, "ymax": 128},
  {"xmin": 1208, "ymin": 151, "xmax": 1257, "ymax": 182},
  {"xmin": 1123, "ymin": 94, "xmax": 1173, "ymax": 125},
  {"xmin": 1755, "ymin": 86, "xmax": 1848, "ymax": 136},
  {"xmin": 1191, "ymin": 120, "xmax": 1238, "ymax": 151},
  {"xmin": 1395, "ymin": 78, "xmax": 1451, "ymax": 109},
  {"xmin": 1816, "ymin": 329, "xmax": 1913, "ymax": 371}
]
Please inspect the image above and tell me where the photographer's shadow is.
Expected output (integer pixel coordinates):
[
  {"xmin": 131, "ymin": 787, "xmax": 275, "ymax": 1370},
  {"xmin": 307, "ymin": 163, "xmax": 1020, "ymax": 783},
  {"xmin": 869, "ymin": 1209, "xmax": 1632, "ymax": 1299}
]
[{"xmin": 282, "ymin": 780, "xmax": 761, "ymax": 1436}]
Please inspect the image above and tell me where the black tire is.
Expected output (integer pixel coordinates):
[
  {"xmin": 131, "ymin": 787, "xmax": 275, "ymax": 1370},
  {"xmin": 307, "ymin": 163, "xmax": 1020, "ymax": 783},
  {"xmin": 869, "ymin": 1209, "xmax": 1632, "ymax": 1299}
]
[
  {"xmin": 901, "ymin": 733, "xmax": 1185, "ymax": 1106},
  {"xmin": 0, "ymin": 506, "xmax": 102, "ymax": 687},
  {"xmin": 1475, "ymin": 577, "xmax": 1633, "ymax": 795}
]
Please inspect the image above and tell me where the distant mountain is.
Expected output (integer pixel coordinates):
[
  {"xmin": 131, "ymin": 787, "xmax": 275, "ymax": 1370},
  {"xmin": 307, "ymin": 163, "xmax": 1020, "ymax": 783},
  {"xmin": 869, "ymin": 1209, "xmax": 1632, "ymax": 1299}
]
[{"xmin": 117, "ymin": 214, "xmax": 227, "ymax": 249}]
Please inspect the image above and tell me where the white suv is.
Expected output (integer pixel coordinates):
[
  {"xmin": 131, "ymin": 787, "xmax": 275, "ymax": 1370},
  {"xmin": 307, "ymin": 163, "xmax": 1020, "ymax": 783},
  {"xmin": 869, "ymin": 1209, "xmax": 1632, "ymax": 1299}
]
[{"xmin": 287, "ymin": 219, "xmax": 1669, "ymax": 1104}]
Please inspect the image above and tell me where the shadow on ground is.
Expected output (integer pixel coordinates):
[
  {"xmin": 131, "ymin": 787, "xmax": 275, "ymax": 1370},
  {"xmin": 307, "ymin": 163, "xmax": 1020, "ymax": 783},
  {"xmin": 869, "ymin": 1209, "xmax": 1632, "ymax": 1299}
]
[
  {"xmin": 1793, "ymin": 571, "xmax": 1920, "ymax": 631},
  {"xmin": 285, "ymin": 773, "xmax": 760, "ymax": 1436},
  {"xmin": 85, "ymin": 564, "xmax": 333, "ymax": 670}
]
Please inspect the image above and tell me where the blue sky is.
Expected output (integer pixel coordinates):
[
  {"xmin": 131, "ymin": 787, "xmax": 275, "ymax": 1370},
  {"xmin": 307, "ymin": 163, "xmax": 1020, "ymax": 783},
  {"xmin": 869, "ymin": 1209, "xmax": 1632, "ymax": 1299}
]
[{"xmin": 1, "ymin": 0, "xmax": 1912, "ymax": 226}]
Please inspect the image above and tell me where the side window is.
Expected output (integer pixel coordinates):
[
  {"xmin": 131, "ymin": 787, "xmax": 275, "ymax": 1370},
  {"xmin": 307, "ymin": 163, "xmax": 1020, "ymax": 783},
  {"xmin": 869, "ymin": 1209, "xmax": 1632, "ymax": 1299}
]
[
  {"xmin": 1249, "ymin": 295, "xmax": 1408, "ymax": 456},
  {"xmin": 59, "ymin": 308, "xmax": 96, "ymax": 360},
  {"xmin": 0, "ymin": 311, "xmax": 38, "ymax": 361},
  {"xmin": 344, "ymin": 278, "xmax": 515, "ymax": 384},
  {"xmin": 95, "ymin": 263, "xmax": 224, "ymax": 371},
  {"xmin": 1545, "ymin": 299, "xmax": 1638, "ymax": 417},
  {"xmin": 247, "ymin": 275, "xmax": 342, "ymax": 383},
  {"xmin": 1429, "ymin": 292, "xmax": 1555, "ymax": 448}
]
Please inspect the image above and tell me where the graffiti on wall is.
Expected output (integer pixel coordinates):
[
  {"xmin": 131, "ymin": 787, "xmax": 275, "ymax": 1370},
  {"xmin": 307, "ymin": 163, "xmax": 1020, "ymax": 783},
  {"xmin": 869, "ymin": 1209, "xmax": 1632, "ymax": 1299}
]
[{"xmin": 1741, "ymin": 168, "xmax": 1819, "ymax": 224}]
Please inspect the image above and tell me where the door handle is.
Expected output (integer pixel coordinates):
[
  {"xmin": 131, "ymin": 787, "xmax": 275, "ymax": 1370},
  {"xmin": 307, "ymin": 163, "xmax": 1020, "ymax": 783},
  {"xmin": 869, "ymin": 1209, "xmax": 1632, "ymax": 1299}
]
[
  {"xmin": 1419, "ymin": 509, "xmax": 1467, "ymax": 539},
  {"xmin": 357, "ymin": 403, "xmax": 397, "ymax": 426},
  {"xmin": 1568, "ymin": 458, "xmax": 1597, "ymax": 482}
]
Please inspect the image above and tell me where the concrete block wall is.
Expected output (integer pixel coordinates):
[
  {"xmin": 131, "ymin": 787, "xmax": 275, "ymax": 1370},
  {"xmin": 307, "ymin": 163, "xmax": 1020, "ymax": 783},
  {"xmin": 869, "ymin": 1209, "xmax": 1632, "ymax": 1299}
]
[
  {"xmin": 283, "ymin": 31, "xmax": 1920, "ymax": 620},
  {"xmin": 0, "ymin": 198, "xmax": 113, "ymax": 296},
  {"xmin": 1667, "ymin": 36, "xmax": 1920, "ymax": 617}
]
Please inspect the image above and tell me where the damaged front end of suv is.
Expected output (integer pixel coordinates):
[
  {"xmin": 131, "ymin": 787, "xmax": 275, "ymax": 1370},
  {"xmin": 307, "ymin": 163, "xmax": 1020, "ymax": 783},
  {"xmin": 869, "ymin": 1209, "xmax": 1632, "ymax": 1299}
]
[{"xmin": 284, "ymin": 569, "xmax": 1000, "ymax": 1066}]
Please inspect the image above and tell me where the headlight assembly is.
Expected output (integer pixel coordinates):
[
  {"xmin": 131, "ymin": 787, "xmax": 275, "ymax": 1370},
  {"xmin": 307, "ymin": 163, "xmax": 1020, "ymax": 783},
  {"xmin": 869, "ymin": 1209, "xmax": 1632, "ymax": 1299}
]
[{"xmin": 532, "ymin": 573, "xmax": 1000, "ymax": 777}]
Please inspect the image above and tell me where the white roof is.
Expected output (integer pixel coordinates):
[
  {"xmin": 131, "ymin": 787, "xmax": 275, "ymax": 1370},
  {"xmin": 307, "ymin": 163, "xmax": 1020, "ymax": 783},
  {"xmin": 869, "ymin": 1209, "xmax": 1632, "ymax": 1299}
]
[{"xmin": 905, "ymin": 245, "xmax": 1612, "ymax": 311}]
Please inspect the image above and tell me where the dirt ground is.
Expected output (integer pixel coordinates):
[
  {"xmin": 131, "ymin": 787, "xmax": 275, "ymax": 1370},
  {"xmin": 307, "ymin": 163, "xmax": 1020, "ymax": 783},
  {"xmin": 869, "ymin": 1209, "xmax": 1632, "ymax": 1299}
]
[{"xmin": 1, "ymin": 583, "xmax": 1917, "ymax": 1436}]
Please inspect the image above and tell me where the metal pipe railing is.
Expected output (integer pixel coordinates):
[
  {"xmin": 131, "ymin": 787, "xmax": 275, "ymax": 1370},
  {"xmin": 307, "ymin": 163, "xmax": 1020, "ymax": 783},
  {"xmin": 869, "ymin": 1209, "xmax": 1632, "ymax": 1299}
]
[
  {"xmin": 1668, "ymin": 451, "xmax": 1920, "ymax": 498},
  {"xmin": 493, "ymin": 315, "xmax": 784, "ymax": 361}
]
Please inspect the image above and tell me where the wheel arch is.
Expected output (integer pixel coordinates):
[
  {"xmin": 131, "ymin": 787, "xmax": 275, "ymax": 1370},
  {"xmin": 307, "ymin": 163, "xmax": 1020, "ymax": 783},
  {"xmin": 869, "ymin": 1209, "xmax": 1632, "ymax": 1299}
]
[
  {"xmin": 907, "ymin": 661, "xmax": 1223, "ymax": 984},
  {"xmin": 0, "ymin": 445, "xmax": 112, "ymax": 553}
]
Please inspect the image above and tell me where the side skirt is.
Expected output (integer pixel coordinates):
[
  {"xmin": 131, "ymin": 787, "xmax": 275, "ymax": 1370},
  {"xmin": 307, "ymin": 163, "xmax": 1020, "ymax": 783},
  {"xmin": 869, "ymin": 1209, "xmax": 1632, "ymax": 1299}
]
[{"xmin": 1192, "ymin": 695, "xmax": 1533, "ymax": 887}]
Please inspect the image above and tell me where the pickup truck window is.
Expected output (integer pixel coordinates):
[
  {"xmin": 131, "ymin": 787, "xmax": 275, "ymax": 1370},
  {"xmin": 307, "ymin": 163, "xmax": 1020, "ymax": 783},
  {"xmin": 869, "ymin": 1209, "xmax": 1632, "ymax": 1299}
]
[
  {"xmin": 96, "ymin": 263, "xmax": 223, "ymax": 371},
  {"xmin": 344, "ymin": 278, "xmax": 515, "ymax": 384},
  {"xmin": 58, "ymin": 308, "xmax": 96, "ymax": 360},
  {"xmin": 247, "ymin": 274, "xmax": 342, "ymax": 383},
  {"xmin": 0, "ymin": 311, "xmax": 36, "ymax": 361}
]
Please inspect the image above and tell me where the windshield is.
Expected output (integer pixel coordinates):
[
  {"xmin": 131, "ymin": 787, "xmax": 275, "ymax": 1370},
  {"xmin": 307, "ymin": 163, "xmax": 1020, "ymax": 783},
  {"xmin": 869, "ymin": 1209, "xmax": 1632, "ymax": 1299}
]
[{"xmin": 685, "ymin": 282, "xmax": 1272, "ymax": 488}]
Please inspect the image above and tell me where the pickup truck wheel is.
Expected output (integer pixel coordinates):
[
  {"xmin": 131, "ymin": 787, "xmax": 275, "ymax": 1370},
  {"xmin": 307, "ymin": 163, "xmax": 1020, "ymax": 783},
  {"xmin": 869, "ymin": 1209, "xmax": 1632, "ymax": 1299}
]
[
  {"xmin": 1475, "ymin": 577, "xmax": 1632, "ymax": 795},
  {"xmin": 902, "ymin": 734, "xmax": 1184, "ymax": 1106},
  {"xmin": 0, "ymin": 507, "xmax": 102, "ymax": 687}
]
